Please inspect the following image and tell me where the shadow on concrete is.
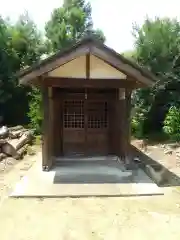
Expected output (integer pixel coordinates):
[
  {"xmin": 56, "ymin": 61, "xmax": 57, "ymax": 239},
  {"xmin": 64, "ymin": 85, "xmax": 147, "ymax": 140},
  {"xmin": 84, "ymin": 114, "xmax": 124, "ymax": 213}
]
[
  {"xmin": 11, "ymin": 155, "xmax": 163, "ymax": 198},
  {"xmin": 131, "ymin": 145, "xmax": 180, "ymax": 187},
  {"xmin": 53, "ymin": 158, "xmax": 148, "ymax": 184}
]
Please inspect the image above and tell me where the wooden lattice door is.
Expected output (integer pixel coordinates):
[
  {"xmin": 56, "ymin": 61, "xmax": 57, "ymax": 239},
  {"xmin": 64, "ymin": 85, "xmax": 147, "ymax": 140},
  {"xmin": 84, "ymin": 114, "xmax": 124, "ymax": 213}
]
[
  {"xmin": 63, "ymin": 99, "xmax": 85, "ymax": 155},
  {"xmin": 62, "ymin": 91, "xmax": 109, "ymax": 156},
  {"xmin": 86, "ymin": 100, "xmax": 109, "ymax": 155}
]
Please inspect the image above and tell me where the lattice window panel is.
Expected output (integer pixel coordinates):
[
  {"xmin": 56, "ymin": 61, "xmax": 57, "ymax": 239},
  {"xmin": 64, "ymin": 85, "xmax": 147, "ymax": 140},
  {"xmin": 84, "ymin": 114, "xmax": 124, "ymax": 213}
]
[
  {"xmin": 88, "ymin": 101, "xmax": 108, "ymax": 129},
  {"xmin": 63, "ymin": 100, "xmax": 84, "ymax": 128}
]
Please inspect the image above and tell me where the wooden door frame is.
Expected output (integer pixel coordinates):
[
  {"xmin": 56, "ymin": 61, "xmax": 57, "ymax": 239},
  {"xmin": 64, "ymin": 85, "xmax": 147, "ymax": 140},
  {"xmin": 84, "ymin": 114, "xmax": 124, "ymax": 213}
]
[
  {"xmin": 60, "ymin": 88, "xmax": 113, "ymax": 157},
  {"xmin": 84, "ymin": 88, "xmax": 88, "ymax": 154},
  {"xmin": 42, "ymin": 86, "xmax": 132, "ymax": 170}
]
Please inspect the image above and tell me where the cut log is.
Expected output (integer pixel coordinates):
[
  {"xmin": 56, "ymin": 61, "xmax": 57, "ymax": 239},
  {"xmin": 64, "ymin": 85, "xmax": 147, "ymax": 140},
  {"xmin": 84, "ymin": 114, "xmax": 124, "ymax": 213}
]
[
  {"xmin": 9, "ymin": 129, "xmax": 26, "ymax": 139},
  {"xmin": 1, "ymin": 131, "xmax": 33, "ymax": 158},
  {"xmin": 0, "ymin": 153, "xmax": 6, "ymax": 161},
  {"xmin": 8, "ymin": 125, "xmax": 24, "ymax": 131},
  {"xmin": 7, "ymin": 131, "xmax": 33, "ymax": 151},
  {"xmin": 0, "ymin": 139, "xmax": 6, "ymax": 146},
  {"xmin": 17, "ymin": 144, "xmax": 28, "ymax": 159},
  {"xmin": 0, "ymin": 126, "xmax": 9, "ymax": 139},
  {"xmin": 1, "ymin": 143, "xmax": 19, "ymax": 159},
  {"xmin": 14, "ymin": 131, "xmax": 33, "ymax": 150}
]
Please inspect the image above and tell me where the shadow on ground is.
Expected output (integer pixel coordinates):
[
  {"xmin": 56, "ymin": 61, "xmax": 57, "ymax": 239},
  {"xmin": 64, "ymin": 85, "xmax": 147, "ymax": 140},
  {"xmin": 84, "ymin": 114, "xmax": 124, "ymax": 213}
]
[
  {"xmin": 11, "ymin": 154, "xmax": 163, "ymax": 197},
  {"xmin": 53, "ymin": 159, "xmax": 131, "ymax": 184},
  {"xmin": 53, "ymin": 158, "xmax": 151, "ymax": 184},
  {"xmin": 131, "ymin": 145, "xmax": 180, "ymax": 187}
]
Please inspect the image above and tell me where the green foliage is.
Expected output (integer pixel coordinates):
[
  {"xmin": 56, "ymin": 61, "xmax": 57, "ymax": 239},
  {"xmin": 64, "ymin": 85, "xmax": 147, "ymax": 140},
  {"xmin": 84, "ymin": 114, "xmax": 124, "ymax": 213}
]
[
  {"xmin": 34, "ymin": 135, "xmax": 42, "ymax": 145},
  {"xmin": 45, "ymin": 0, "xmax": 105, "ymax": 52},
  {"xmin": 0, "ymin": 17, "xmax": 16, "ymax": 105},
  {"xmin": 27, "ymin": 145, "xmax": 36, "ymax": 155},
  {"xmin": 132, "ymin": 17, "xmax": 180, "ymax": 136},
  {"xmin": 0, "ymin": 13, "xmax": 44, "ymax": 125},
  {"xmin": 10, "ymin": 13, "xmax": 45, "ymax": 68},
  {"xmin": 121, "ymin": 50, "xmax": 136, "ymax": 61},
  {"xmin": 131, "ymin": 108, "xmax": 148, "ymax": 139},
  {"xmin": 163, "ymin": 106, "xmax": 180, "ymax": 141},
  {"xmin": 28, "ymin": 88, "xmax": 43, "ymax": 134},
  {"xmin": 131, "ymin": 118, "xmax": 143, "ymax": 138}
]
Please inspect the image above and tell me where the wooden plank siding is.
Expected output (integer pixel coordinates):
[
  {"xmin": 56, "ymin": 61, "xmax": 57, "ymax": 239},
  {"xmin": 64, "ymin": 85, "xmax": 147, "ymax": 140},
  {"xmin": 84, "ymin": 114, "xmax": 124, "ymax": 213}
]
[{"xmin": 42, "ymin": 77, "xmax": 137, "ymax": 89}]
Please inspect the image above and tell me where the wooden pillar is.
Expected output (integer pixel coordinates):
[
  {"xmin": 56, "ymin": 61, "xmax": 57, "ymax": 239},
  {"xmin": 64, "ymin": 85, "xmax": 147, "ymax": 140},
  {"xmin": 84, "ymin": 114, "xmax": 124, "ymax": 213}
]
[
  {"xmin": 42, "ymin": 86, "xmax": 54, "ymax": 171},
  {"xmin": 118, "ymin": 88, "xmax": 132, "ymax": 165},
  {"xmin": 109, "ymin": 97, "xmax": 117, "ymax": 155},
  {"xmin": 124, "ymin": 88, "xmax": 132, "ymax": 166},
  {"xmin": 125, "ymin": 89, "xmax": 132, "ymax": 145},
  {"xmin": 114, "ymin": 90, "xmax": 122, "ymax": 157},
  {"xmin": 53, "ymin": 89, "xmax": 63, "ymax": 157}
]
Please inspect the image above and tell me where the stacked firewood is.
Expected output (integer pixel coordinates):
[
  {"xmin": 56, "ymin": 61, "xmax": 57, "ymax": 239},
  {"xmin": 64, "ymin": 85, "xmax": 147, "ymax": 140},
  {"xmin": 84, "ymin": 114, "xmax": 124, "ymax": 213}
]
[{"xmin": 0, "ymin": 125, "xmax": 34, "ymax": 162}]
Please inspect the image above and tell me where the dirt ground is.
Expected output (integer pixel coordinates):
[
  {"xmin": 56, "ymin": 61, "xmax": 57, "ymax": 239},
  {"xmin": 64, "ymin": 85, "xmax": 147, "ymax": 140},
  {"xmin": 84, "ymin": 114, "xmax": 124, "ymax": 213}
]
[
  {"xmin": 1, "ymin": 146, "xmax": 180, "ymax": 240},
  {"xmin": 132, "ymin": 139, "xmax": 180, "ymax": 180}
]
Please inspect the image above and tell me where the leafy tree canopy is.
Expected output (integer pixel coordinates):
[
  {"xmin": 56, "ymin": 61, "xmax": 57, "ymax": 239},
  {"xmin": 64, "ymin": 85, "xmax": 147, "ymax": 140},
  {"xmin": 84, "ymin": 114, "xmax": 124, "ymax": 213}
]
[
  {"xmin": 0, "ymin": 13, "xmax": 44, "ymax": 124},
  {"xmin": 132, "ymin": 17, "xmax": 180, "ymax": 135},
  {"xmin": 45, "ymin": 0, "xmax": 105, "ymax": 52}
]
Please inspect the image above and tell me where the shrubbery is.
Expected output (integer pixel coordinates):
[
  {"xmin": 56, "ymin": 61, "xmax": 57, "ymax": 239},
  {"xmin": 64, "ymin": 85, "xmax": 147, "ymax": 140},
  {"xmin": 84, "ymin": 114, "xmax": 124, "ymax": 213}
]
[
  {"xmin": 28, "ymin": 88, "xmax": 43, "ymax": 134},
  {"xmin": 130, "ymin": 105, "xmax": 149, "ymax": 139},
  {"xmin": 163, "ymin": 106, "xmax": 180, "ymax": 141},
  {"xmin": 131, "ymin": 117, "xmax": 144, "ymax": 139}
]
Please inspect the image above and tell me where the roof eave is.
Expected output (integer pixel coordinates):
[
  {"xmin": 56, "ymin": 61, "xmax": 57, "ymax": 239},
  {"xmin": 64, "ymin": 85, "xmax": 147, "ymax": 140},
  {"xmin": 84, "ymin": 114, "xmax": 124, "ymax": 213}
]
[{"xmin": 18, "ymin": 37, "xmax": 157, "ymax": 87}]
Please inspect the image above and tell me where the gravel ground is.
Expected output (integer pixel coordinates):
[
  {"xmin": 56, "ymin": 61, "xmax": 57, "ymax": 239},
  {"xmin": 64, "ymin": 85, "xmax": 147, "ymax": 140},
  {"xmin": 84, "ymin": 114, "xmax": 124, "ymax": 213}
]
[{"xmin": 0, "ymin": 147, "xmax": 180, "ymax": 240}]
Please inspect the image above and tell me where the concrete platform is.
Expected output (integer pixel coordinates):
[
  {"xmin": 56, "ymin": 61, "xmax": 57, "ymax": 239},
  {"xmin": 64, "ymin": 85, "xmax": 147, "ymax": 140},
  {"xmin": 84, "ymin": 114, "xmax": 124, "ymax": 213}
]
[{"xmin": 11, "ymin": 157, "xmax": 163, "ymax": 197}]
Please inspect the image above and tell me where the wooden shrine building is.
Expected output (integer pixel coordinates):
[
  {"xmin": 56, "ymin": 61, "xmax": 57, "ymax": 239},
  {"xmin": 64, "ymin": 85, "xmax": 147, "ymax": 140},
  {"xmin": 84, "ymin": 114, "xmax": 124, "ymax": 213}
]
[{"xmin": 18, "ymin": 37, "xmax": 157, "ymax": 171}]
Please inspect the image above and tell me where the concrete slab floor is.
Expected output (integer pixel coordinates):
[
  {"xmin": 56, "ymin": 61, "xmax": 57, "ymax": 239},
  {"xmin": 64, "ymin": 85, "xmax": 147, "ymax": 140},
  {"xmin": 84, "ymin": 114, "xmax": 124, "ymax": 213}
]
[{"xmin": 11, "ymin": 157, "xmax": 163, "ymax": 197}]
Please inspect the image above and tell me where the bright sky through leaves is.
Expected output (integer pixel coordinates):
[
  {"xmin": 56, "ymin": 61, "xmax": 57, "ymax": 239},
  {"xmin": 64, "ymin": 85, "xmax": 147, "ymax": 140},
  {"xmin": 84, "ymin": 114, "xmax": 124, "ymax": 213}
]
[{"xmin": 1, "ymin": 0, "xmax": 180, "ymax": 52}]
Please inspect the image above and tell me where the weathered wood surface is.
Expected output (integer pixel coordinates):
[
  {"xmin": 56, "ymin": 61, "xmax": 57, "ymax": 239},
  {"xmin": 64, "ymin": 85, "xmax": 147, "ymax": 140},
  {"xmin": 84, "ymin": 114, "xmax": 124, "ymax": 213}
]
[
  {"xmin": 0, "ymin": 153, "xmax": 6, "ymax": 161},
  {"xmin": 9, "ymin": 129, "xmax": 26, "ymax": 139},
  {"xmin": 1, "ymin": 131, "xmax": 33, "ymax": 158},
  {"xmin": 0, "ymin": 126, "xmax": 34, "ymax": 162},
  {"xmin": 8, "ymin": 125, "xmax": 24, "ymax": 131},
  {"xmin": 0, "ymin": 139, "xmax": 6, "ymax": 145},
  {"xmin": 11, "ymin": 131, "xmax": 33, "ymax": 150},
  {"xmin": 1, "ymin": 143, "xmax": 19, "ymax": 159},
  {"xmin": 44, "ymin": 77, "xmax": 137, "ymax": 89},
  {"xmin": 17, "ymin": 144, "xmax": 29, "ymax": 159}
]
